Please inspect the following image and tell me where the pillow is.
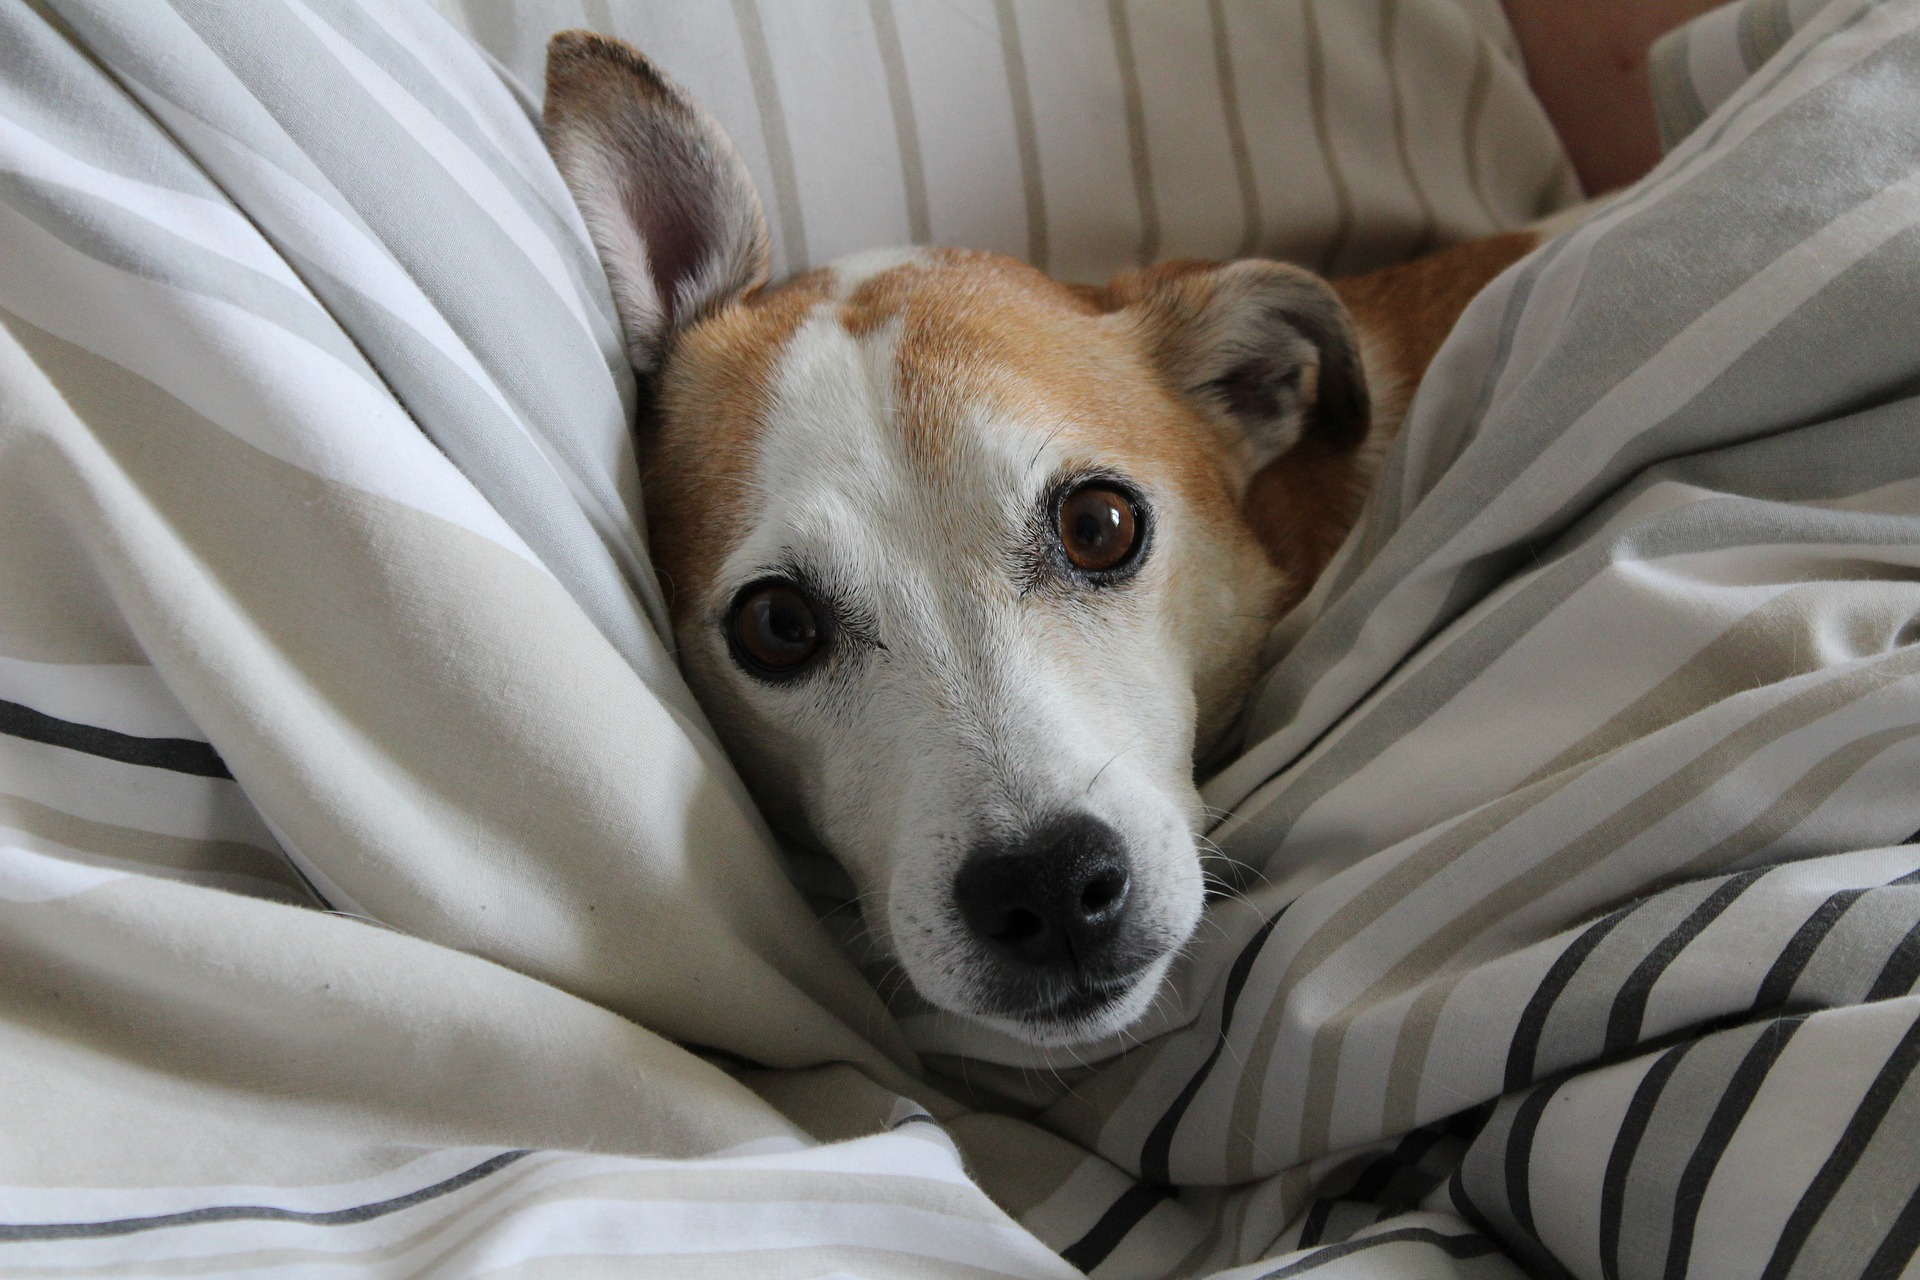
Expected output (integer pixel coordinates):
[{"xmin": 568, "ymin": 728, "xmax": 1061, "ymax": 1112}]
[{"xmin": 433, "ymin": 0, "xmax": 1577, "ymax": 282}]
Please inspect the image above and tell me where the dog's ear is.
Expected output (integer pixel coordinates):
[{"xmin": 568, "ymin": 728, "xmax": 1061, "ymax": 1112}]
[
  {"xmin": 545, "ymin": 31, "xmax": 770, "ymax": 374},
  {"xmin": 1111, "ymin": 260, "xmax": 1369, "ymax": 483}
]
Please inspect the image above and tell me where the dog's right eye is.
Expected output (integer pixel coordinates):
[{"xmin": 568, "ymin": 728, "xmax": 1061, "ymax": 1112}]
[{"xmin": 729, "ymin": 580, "xmax": 826, "ymax": 678}]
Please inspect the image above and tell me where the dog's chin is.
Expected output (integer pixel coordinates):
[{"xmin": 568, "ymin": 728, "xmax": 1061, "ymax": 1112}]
[{"xmin": 958, "ymin": 953, "xmax": 1174, "ymax": 1048}]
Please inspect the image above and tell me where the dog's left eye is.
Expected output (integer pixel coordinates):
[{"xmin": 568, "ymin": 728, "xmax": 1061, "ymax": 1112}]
[
  {"xmin": 729, "ymin": 580, "xmax": 826, "ymax": 679},
  {"xmin": 1057, "ymin": 483, "xmax": 1143, "ymax": 575}
]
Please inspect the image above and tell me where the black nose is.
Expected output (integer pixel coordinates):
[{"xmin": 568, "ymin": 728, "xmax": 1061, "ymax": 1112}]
[{"xmin": 953, "ymin": 814, "xmax": 1133, "ymax": 971}]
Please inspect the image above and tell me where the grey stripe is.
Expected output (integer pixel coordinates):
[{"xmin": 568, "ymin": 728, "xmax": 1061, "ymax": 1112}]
[
  {"xmin": 1220, "ymin": 478, "xmax": 1920, "ymax": 866},
  {"xmin": 1205, "ymin": 0, "xmax": 1259, "ymax": 259},
  {"xmin": 1265, "ymin": 646, "xmax": 1920, "ymax": 1165},
  {"xmin": 0, "ymin": 791, "xmax": 310, "ymax": 902},
  {"xmin": 1225, "ymin": 25, "xmax": 1920, "ymax": 801},
  {"xmin": 302, "ymin": 0, "xmax": 627, "ymax": 354},
  {"xmin": 1793, "ymin": 875, "xmax": 1920, "ymax": 1009},
  {"xmin": 154, "ymin": 0, "xmax": 687, "ymax": 688},
  {"xmin": 1301, "ymin": 0, "xmax": 1353, "ymax": 275},
  {"xmin": 1783, "ymin": 1045, "xmax": 1920, "ymax": 1280},
  {"xmin": 1533, "ymin": 881, "xmax": 1731, "ymax": 1087},
  {"xmin": 1105, "ymin": 0, "xmax": 1159, "ymax": 267},
  {"xmin": 1615, "ymin": 1022, "xmax": 1781, "ymax": 1279},
  {"xmin": 728, "ymin": 0, "xmax": 809, "ymax": 275},
  {"xmin": 1739, "ymin": 0, "xmax": 1801, "ymax": 73},
  {"xmin": 0, "ymin": 4, "xmax": 210, "ymax": 196},
  {"xmin": 1521, "ymin": 581, "xmax": 1920, "ymax": 792},
  {"xmin": 1219, "ymin": 757, "xmax": 1604, "ymax": 1182},
  {"xmin": 1381, "ymin": 0, "xmax": 1438, "ymax": 258},
  {"xmin": 0, "ymin": 1152, "xmax": 530, "ymax": 1241},
  {"xmin": 992, "ymin": 0, "xmax": 1047, "ymax": 271},
  {"xmin": 867, "ymin": 0, "xmax": 930, "ymax": 246},
  {"xmin": 1650, "ymin": 22, "xmax": 1710, "ymax": 151},
  {"xmin": 0, "ymin": 171, "xmax": 376, "ymax": 380},
  {"xmin": 1459, "ymin": 35, "xmax": 1500, "ymax": 229},
  {"xmin": 580, "ymin": 0, "xmax": 616, "ymax": 34}
]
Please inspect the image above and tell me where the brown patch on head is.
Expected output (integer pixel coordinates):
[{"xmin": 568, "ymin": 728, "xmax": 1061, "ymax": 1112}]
[
  {"xmin": 834, "ymin": 250, "xmax": 1243, "ymax": 526},
  {"xmin": 649, "ymin": 268, "xmax": 834, "ymax": 620}
]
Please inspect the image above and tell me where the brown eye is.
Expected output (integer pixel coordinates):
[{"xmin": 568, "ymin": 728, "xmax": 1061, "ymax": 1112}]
[
  {"xmin": 1057, "ymin": 484, "xmax": 1141, "ymax": 574},
  {"xmin": 730, "ymin": 581, "xmax": 825, "ymax": 677}
]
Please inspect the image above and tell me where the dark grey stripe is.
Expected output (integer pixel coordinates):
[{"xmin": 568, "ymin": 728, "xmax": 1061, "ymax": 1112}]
[
  {"xmin": 1255, "ymin": 1225, "xmax": 1499, "ymax": 1278},
  {"xmin": 991, "ymin": 0, "xmax": 1048, "ymax": 272},
  {"xmin": 1753, "ymin": 888, "xmax": 1870, "ymax": 1010},
  {"xmin": 866, "ymin": 0, "xmax": 930, "ymax": 246},
  {"xmin": 1603, "ymin": 868, "xmax": 1767, "ymax": 1057},
  {"xmin": 728, "ymin": 0, "xmax": 809, "ymax": 274},
  {"xmin": 1599, "ymin": 1043, "xmax": 1691, "ymax": 1280},
  {"xmin": 1660, "ymin": 1017, "xmax": 1805, "ymax": 1280},
  {"xmin": 0, "ymin": 698, "xmax": 231, "ymax": 780},
  {"xmin": 1059, "ymin": 1179, "xmax": 1166, "ymax": 1272},
  {"xmin": 0, "ymin": 1151, "xmax": 530, "ymax": 1242},
  {"xmin": 1505, "ymin": 903, "xmax": 1635, "ymax": 1090},
  {"xmin": 1105, "ymin": 0, "xmax": 1159, "ymax": 267},
  {"xmin": 1139, "ymin": 904, "xmax": 1288, "ymax": 1186},
  {"xmin": 1205, "ymin": 0, "xmax": 1260, "ymax": 258},
  {"xmin": 1761, "ymin": 1014, "xmax": 1920, "ymax": 1279}
]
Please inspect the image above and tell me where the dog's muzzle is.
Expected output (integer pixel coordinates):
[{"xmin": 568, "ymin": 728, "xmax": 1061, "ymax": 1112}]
[{"xmin": 952, "ymin": 812, "xmax": 1153, "ymax": 1020}]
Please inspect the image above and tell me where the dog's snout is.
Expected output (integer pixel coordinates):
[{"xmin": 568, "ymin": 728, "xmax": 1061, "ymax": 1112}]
[{"xmin": 953, "ymin": 814, "xmax": 1133, "ymax": 971}]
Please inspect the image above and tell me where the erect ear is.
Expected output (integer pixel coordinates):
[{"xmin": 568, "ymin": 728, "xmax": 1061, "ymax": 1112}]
[
  {"xmin": 1110, "ymin": 259, "xmax": 1370, "ymax": 484},
  {"xmin": 544, "ymin": 31, "xmax": 770, "ymax": 374}
]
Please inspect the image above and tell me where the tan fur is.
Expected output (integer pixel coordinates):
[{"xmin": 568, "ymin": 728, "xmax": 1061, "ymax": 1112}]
[
  {"xmin": 647, "ymin": 231, "xmax": 1541, "ymax": 644},
  {"xmin": 837, "ymin": 251, "xmax": 1245, "ymax": 537},
  {"xmin": 649, "ymin": 269, "xmax": 834, "ymax": 618}
]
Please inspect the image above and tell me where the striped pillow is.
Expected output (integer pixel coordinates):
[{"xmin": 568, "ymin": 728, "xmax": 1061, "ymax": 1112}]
[{"xmin": 432, "ymin": 0, "xmax": 1579, "ymax": 282}]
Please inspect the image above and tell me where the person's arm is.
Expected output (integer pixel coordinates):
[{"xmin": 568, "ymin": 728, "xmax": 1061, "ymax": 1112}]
[{"xmin": 1501, "ymin": 0, "xmax": 1726, "ymax": 194}]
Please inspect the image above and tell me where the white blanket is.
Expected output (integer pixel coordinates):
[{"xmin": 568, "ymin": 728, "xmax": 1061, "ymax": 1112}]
[{"xmin": 2, "ymin": 1, "xmax": 1918, "ymax": 1277}]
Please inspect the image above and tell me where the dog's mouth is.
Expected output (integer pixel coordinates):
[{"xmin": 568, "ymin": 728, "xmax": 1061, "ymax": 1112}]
[
  {"xmin": 965, "ymin": 954, "xmax": 1166, "ymax": 1036},
  {"xmin": 960, "ymin": 957, "xmax": 1171, "ymax": 1047},
  {"xmin": 1026, "ymin": 975, "xmax": 1141, "ymax": 1022}
]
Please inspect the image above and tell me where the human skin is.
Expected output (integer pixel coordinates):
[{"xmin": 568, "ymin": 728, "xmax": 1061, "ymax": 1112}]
[{"xmin": 1501, "ymin": 0, "xmax": 1729, "ymax": 194}]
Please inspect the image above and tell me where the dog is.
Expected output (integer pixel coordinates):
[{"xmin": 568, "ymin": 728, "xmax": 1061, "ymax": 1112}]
[{"xmin": 544, "ymin": 32, "xmax": 1555, "ymax": 1047}]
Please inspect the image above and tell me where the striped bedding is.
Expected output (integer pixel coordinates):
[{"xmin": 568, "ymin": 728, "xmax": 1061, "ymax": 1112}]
[{"xmin": 2, "ymin": 1, "xmax": 1918, "ymax": 1277}]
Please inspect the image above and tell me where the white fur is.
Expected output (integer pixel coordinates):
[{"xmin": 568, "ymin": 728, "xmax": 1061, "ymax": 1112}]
[{"xmin": 677, "ymin": 302, "xmax": 1209, "ymax": 1044}]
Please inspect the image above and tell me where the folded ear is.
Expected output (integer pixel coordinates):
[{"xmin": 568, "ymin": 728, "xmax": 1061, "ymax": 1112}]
[
  {"xmin": 1111, "ymin": 260, "xmax": 1369, "ymax": 484},
  {"xmin": 544, "ymin": 31, "xmax": 770, "ymax": 374}
]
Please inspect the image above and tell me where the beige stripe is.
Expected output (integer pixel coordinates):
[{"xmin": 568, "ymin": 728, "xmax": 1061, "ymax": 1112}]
[
  {"xmin": 1291, "ymin": 647, "xmax": 1920, "ymax": 1160},
  {"xmin": 1460, "ymin": 35, "xmax": 1503, "ymax": 229},
  {"xmin": 1378, "ymin": 719, "xmax": 1920, "ymax": 1135},
  {"xmin": 1106, "ymin": 0, "xmax": 1160, "ymax": 267},
  {"xmin": 0, "ymin": 791, "xmax": 307, "ymax": 897},
  {"xmin": 992, "ymin": 0, "xmax": 1049, "ymax": 271},
  {"xmin": 1221, "ymin": 760, "xmax": 1600, "ymax": 1179},
  {"xmin": 1519, "ymin": 582, "xmax": 1917, "ymax": 791},
  {"xmin": 728, "ymin": 0, "xmax": 810, "ymax": 274},
  {"xmin": 1206, "ymin": 0, "xmax": 1261, "ymax": 259},
  {"xmin": 1382, "ymin": 0, "xmax": 1439, "ymax": 258},
  {"xmin": 867, "ymin": 0, "xmax": 932, "ymax": 246},
  {"xmin": 1302, "ymin": 0, "xmax": 1354, "ymax": 274}
]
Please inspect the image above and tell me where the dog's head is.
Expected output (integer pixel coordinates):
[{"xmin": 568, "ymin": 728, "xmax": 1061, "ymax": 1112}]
[{"xmin": 546, "ymin": 33, "xmax": 1369, "ymax": 1045}]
